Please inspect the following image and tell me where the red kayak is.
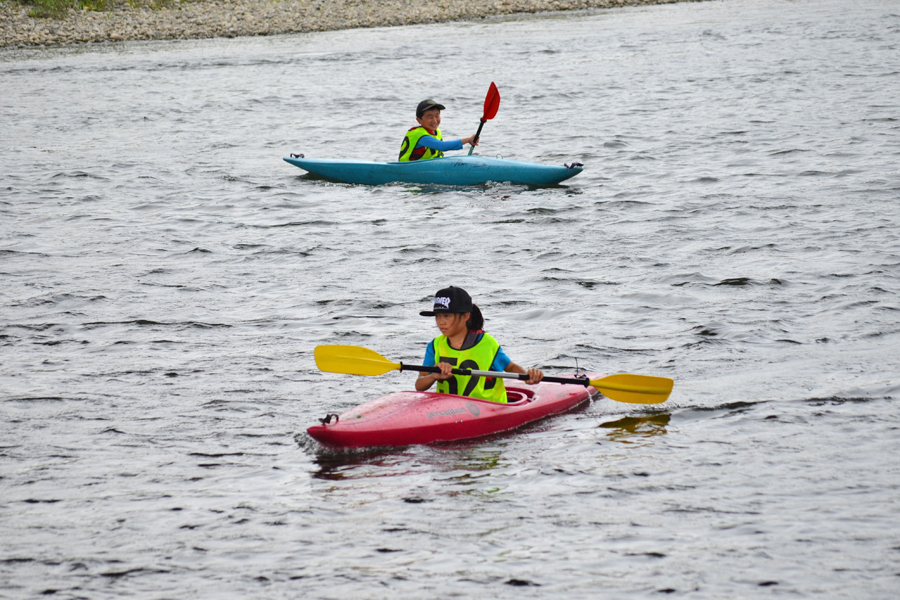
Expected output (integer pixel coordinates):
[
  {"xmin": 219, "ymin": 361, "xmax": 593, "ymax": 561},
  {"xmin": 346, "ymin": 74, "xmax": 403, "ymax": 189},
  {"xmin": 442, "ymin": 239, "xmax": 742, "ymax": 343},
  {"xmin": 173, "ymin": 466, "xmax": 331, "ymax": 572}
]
[{"xmin": 307, "ymin": 375, "xmax": 599, "ymax": 448}]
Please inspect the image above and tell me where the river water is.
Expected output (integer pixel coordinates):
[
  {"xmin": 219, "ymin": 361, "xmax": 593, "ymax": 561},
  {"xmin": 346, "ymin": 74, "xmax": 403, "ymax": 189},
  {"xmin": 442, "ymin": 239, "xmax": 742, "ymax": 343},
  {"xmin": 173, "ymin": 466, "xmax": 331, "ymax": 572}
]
[{"xmin": 2, "ymin": 0, "xmax": 899, "ymax": 597}]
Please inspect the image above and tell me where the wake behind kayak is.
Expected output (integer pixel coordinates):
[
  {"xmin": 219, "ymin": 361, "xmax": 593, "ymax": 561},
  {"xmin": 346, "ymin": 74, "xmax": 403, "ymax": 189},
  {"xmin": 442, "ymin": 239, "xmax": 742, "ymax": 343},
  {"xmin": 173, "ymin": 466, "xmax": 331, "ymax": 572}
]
[{"xmin": 283, "ymin": 154, "xmax": 583, "ymax": 186}]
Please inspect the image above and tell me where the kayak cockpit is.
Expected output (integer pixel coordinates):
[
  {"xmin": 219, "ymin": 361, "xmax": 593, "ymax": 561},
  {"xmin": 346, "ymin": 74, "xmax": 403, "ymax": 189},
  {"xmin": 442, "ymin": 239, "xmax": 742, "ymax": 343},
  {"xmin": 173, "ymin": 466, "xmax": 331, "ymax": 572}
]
[{"xmin": 505, "ymin": 387, "xmax": 536, "ymax": 405}]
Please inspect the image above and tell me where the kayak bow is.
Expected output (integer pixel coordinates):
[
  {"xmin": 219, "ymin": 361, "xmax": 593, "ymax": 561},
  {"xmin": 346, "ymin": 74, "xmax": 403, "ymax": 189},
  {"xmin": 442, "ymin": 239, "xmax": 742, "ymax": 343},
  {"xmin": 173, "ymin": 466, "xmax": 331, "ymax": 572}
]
[{"xmin": 284, "ymin": 155, "xmax": 583, "ymax": 186}]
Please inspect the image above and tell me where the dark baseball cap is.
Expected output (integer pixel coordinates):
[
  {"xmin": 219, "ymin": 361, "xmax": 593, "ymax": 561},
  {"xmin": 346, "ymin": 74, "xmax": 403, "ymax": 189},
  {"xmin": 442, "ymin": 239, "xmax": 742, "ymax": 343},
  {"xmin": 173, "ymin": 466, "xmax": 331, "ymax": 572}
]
[
  {"xmin": 420, "ymin": 286, "xmax": 473, "ymax": 316},
  {"xmin": 416, "ymin": 99, "xmax": 446, "ymax": 118}
]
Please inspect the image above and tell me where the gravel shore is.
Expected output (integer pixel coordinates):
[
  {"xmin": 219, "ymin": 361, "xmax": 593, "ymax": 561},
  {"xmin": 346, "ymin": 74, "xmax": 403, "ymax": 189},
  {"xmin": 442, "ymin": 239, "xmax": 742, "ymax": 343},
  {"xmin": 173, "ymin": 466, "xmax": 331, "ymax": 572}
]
[{"xmin": 1, "ymin": 0, "xmax": 704, "ymax": 48}]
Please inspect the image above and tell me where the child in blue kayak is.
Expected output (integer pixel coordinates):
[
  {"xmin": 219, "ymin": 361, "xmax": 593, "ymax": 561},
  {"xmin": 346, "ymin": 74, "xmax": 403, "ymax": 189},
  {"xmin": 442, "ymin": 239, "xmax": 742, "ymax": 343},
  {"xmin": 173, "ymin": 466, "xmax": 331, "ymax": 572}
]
[
  {"xmin": 399, "ymin": 99, "xmax": 479, "ymax": 161},
  {"xmin": 415, "ymin": 286, "xmax": 544, "ymax": 403}
]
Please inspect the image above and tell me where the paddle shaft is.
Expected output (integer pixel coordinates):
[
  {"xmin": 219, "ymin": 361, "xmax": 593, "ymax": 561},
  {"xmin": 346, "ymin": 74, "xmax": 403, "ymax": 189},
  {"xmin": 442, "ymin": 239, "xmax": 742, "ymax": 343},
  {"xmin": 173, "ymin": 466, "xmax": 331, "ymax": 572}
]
[
  {"xmin": 400, "ymin": 362, "xmax": 589, "ymax": 386},
  {"xmin": 467, "ymin": 119, "xmax": 486, "ymax": 156},
  {"xmin": 473, "ymin": 119, "xmax": 487, "ymax": 144}
]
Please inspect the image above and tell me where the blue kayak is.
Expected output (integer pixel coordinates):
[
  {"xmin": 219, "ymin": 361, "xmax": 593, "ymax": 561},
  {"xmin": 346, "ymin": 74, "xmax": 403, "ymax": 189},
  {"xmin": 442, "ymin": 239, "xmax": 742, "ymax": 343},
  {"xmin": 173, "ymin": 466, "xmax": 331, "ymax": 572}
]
[{"xmin": 283, "ymin": 155, "xmax": 583, "ymax": 186}]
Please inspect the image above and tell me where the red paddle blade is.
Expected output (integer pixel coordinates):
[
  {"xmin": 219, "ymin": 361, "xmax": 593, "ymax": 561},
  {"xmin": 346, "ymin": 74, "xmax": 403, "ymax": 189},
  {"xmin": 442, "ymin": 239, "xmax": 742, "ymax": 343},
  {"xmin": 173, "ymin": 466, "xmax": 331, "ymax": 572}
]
[{"xmin": 483, "ymin": 82, "xmax": 500, "ymax": 121}]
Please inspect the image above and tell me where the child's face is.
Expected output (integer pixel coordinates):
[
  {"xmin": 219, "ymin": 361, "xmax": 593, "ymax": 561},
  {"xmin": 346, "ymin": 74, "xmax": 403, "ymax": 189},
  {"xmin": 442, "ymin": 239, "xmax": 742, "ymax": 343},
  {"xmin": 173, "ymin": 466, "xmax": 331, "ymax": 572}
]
[
  {"xmin": 435, "ymin": 312, "xmax": 469, "ymax": 337},
  {"xmin": 416, "ymin": 108, "xmax": 442, "ymax": 132}
]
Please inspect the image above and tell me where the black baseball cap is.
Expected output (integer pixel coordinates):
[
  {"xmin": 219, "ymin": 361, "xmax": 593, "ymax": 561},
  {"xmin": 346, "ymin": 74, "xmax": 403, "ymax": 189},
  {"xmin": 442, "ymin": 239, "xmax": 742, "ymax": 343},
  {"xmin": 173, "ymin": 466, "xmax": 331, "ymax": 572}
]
[
  {"xmin": 420, "ymin": 286, "xmax": 473, "ymax": 316},
  {"xmin": 416, "ymin": 99, "xmax": 446, "ymax": 118}
]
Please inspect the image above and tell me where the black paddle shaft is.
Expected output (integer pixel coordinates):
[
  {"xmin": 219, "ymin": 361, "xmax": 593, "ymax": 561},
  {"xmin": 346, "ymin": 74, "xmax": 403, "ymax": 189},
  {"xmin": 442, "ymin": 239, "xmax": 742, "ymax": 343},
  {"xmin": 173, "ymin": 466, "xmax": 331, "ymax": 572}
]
[
  {"xmin": 472, "ymin": 118, "xmax": 486, "ymax": 144},
  {"xmin": 398, "ymin": 363, "xmax": 591, "ymax": 387}
]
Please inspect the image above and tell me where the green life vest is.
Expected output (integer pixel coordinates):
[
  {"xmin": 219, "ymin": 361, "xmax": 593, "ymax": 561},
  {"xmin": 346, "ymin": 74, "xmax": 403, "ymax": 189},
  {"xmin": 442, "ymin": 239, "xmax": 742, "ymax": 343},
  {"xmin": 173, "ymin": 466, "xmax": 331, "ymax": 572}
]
[
  {"xmin": 432, "ymin": 332, "xmax": 507, "ymax": 403},
  {"xmin": 399, "ymin": 126, "xmax": 444, "ymax": 162}
]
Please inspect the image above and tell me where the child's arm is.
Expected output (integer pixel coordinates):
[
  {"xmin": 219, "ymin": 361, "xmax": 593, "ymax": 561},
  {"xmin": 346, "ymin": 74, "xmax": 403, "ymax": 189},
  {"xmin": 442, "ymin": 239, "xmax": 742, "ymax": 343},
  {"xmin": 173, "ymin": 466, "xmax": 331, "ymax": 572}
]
[
  {"xmin": 505, "ymin": 362, "xmax": 544, "ymax": 385},
  {"xmin": 416, "ymin": 341, "xmax": 452, "ymax": 391},
  {"xmin": 417, "ymin": 135, "xmax": 479, "ymax": 152},
  {"xmin": 415, "ymin": 362, "xmax": 453, "ymax": 391}
]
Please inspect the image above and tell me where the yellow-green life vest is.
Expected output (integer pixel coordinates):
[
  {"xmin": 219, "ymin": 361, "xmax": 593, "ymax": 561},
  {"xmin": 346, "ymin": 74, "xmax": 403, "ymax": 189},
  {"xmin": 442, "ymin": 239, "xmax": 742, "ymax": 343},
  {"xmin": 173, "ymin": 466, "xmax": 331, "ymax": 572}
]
[
  {"xmin": 399, "ymin": 126, "xmax": 444, "ymax": 162},
  {"xmin": 432, "ymin": 333, "xmax": 507, "ymax": 403}
]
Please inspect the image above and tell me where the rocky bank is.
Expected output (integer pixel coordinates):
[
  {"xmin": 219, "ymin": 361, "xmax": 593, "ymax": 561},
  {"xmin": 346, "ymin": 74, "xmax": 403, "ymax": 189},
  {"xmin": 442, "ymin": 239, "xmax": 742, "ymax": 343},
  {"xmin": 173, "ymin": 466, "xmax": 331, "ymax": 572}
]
[{"xmin": 1, "ymin": 0, "xmax": 706, "ymax": 48}]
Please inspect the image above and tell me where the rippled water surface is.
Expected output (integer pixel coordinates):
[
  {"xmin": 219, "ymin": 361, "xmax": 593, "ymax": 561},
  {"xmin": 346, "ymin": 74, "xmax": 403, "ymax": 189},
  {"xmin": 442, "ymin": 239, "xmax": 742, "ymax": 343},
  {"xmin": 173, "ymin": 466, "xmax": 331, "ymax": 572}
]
[{"xmin": 2, "ymin": 0, "xmax": 900, "ymax": 597}]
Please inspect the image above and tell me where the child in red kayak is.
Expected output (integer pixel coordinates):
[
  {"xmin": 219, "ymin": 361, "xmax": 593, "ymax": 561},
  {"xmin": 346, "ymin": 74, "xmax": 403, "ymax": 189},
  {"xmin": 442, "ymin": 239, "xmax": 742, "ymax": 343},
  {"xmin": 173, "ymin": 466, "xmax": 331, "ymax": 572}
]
[
  {"xmin": 399, "ymin": 99, "xmax": 479, "ymax": 161},
  {"xmin": 415, "ymin": 286, "xmax": 544, "ymax": 403}
]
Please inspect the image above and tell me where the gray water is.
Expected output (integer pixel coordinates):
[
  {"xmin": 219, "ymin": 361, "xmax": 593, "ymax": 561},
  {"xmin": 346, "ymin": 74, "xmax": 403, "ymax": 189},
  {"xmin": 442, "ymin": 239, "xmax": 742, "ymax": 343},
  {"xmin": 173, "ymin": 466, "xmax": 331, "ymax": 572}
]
[{"xmin": 2, "ymin": 0, "xmax": 900, "ymax": 597}]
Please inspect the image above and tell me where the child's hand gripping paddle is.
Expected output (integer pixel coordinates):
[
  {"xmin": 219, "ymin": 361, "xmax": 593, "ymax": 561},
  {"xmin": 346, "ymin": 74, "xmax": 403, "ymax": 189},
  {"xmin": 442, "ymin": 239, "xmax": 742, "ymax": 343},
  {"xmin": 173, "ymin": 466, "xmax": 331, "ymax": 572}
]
[{"xmin": 468, "ymin": 82, "xmax": 501, "ymax": 156}]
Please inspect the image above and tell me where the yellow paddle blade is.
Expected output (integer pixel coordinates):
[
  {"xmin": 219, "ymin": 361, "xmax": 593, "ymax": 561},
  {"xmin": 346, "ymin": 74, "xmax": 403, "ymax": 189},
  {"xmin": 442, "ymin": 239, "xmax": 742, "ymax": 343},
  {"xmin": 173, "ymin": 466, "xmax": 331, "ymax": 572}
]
[
  {"xmin": 314, "ymin": 345, "xmax": 401, "ymax": 377},
  {"xmin": 589, "ymin": 374, "xmax": 674, "ymax": 404}
]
